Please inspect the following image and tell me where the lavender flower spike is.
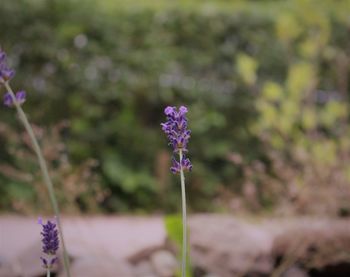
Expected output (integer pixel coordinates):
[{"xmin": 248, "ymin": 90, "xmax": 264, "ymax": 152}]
[
  {"xmin": 161, "ymin": 106, "xmax": 191, "ymax": 153},
  {"xmin": 38, "ymin": 217, "xmax": 59, "ymax": 270},
  {"xmin": 161, "ymin": 105, "xmax": 192, "ymax": 173},
  {"xmin": 0, "ymin": 49, "xmax": 15, "ymax": 83}
]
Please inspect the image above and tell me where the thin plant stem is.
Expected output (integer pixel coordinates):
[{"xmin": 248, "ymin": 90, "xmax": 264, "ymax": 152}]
[
  {"xmin": 47, "ymin": 269, "xmax": 50, "ymax": 277},
  {"xmin": 4, "ymin": 81, "xmax": 71, "ymax": 277},
  {"xmin": 179, "ymin": 149, "xmax": 187, "ymax": 277}
]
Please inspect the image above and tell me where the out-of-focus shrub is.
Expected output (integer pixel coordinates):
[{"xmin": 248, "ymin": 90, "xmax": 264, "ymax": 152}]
[
  {"xmin": 0, "ymin": 0, "xmax": 349, "ymax": 214},
  {"xmin": 0, "ymin": 122, "xmax": 105, "ymax": 213},
  {"xmin": 244, "ymin": 0, "xmax": 350, "ymax": 216}
]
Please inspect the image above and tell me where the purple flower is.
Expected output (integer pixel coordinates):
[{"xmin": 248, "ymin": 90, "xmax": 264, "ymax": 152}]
[
  {"xmin": 3, "ymin": 91, "xmax": 26, "ymax": 107},
  {"xmin": 40, "ymin": 257, "xmax": 58, "ymax": 268},
  {"xmin": 0, "ymin": 49, "xmax": 25, "ymax": 107},
  {"xmin": 38, "ymin": 217, "xmax": 59, "ymax": 269},
  {"xmin": 0, "ymin": 49, "xmax": 15, "ymax": 82},
  {"xmin": 171, "ymin": 156, "xmax": 193, "ymax": 174},
  {"xmin": 161, "ymin": 106, "xmax": 191, "ymax": 153},
  {"xmin": 161, "ymin": 105, "xmax": 192, "ymax": 174}
]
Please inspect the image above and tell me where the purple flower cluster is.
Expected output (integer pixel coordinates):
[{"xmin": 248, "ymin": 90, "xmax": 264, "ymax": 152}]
[
  {"xmin": 38, "ymin": 218, "xmax": 59, "ymax": 269},
  {"xmin": 0, "ymin": 49, "xmax": 26, "ymax": 107},
  {"xmin": 0, "ymin": 50, "xmax": 15, "ymax": 82},
  {"xmin": 4, "ymin": 91, "xmax": 26, "ymax": 107},
  {"xmin": 161, "ymin": 106, "xmax": 192, "ymax": 174}
]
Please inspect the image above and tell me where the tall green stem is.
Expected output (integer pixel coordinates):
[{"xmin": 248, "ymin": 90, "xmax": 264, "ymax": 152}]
[
  {"xmin": 4, "ymin": 81, "xmax": 71, "ymax": 277},
  {"xmin": 47, "ymin": 269, "xmax": 50, "ymax": 277},
  {"xmin": 179, "ymin": 149, "xmax": 187, "ymax": 277}
]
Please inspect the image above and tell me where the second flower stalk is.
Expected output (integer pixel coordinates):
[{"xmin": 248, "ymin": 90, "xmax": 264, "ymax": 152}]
[{"xmin": 1, "ymin": 49, "xmax": 71, "ymax": 277}]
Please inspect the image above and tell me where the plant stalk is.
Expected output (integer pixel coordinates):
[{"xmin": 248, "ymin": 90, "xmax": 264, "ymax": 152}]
[
  {"xmin": 47, "ymin": 269, "xmax": 50, "ymax": 277},
  {"xmin": 179, "ymin": 149, "xmax": 187, "ymax": 277},
  {"xmin": 4, "ymin": 81, "xmax": 71, "ymax": 277}
]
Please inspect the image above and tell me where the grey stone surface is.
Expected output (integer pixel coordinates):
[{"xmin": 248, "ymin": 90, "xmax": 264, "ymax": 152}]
[
  {"xmin": 58, "ymin": 256, "xmax": 133, "ymax": 277},
  {"xmin": 189, "ymin": 215, "xmax": 274, "ymax": 277},
  {"xmin": 0, "ymin": 264, "xmax": 15, "ymax": 277},
  {"xmin": 1, "ymin": 240, "xmax": 58, "ymax": 277},
  {"xmin": 0, "ymin": 216, "xmax": 166, "ymax": 262},
  {"xmin": 1, "ymin": 215, "xmax": 350, "ymax": 277},
  {"xmin": 0, "ymin": 216, "xmax": 165, "ymax": 277},
  {"xmin": 133, "ymin": 260, "xmax": 157, "ymax": 277},
  {"xmin": 282, "ymin": 266, "xmax": 309, "ymax": 277},
  {"xmin": 150, "ymin": 250, "xmax": 178, "ymax": 277}
]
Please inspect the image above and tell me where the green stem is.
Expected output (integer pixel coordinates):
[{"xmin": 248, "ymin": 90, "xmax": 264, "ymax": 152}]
[
  {"xmin": 4, "ymin": 81, "xmax": 71, "ymax": 277},
  {"xmin": 179, "ymin": 149, "xmax": 187, "ymax": 277},
  {"xmin": 47, "ymin": 269, "xmax": 50, "ymax": 277}
]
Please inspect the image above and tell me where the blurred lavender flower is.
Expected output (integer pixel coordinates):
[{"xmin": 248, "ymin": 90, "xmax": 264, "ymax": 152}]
[
  {"xmin": 38, "ymin": 217, "xmax": 59, "ymax": 269},
  {"xmin": 161, "ymin": 106, "xmax": 191, "ymax": 153},
  {"xmin": 0, "ymin": 49, "xmax": 15, "ymax": 83},
  {"xmin": 3, "ymin": 90, "xmax": 26, "ymax": 107},
  {"xmin": 161, "ymin": 106, "xmax": 192, "ymax": 173},
  {"xmin": 0, "ymin": 49, "xmax": 25, "ymax": 107}
]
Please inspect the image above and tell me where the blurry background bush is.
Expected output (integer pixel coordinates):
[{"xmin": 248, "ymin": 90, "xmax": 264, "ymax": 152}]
[{"xmin": 1, "ymin": 0, "xmax": 350, "ymax": 215}]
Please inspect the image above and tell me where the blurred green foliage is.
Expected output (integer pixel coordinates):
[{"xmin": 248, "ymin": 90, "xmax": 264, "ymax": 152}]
[{"xmin": 0, "ymin": 0, "xmax": 349, "ymax": 214}]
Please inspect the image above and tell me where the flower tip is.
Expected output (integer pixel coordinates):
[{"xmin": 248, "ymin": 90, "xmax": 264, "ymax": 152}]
[
  {"xmin": 0, "ymin": 49, "xmax": 15, "ymax": 82},
  {"xmin": 4, "ymin": 69, "xmax": 15, "ymax": 80},
  {"xmin": 16, "ymin": 90, "xmax": 26, "ymax": 104},
  {"xmin": 0, "ymin": 52, "xmax": 6, "ymax": 62},
  {"xmin": 40, "ymin": 257, "xmax": 48, "ymax": 267},
  {"xmin": 50, "ymin": 257, "xmax": 58, "ymax": 265},
  {"xmin": 179, "ymin": 106, "xmax": 188, "ymax": 114},
  {"xmin": 37, "ymin": 217, "xmax": 43, "ymax": 225},
  {"xmin": 164, "ymin": 106, "xmax": 175, "ymax": 115},
  {"xmin": 3, "ymin": 92, "xmax": 12, "ymax": 107}
]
